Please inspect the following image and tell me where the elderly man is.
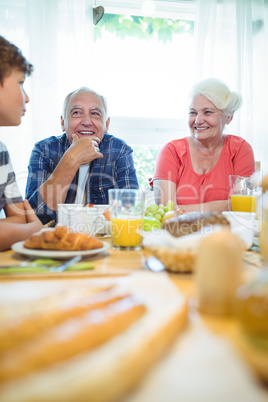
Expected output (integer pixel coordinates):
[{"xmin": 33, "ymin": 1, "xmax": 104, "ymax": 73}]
[{"xmin": 26, "ymin": 87, "xmax": 138, "ymax": 224}]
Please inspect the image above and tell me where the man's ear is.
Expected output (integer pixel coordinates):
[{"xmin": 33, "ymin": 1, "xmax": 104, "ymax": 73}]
[
  {"xmin": 60, "ymin": 116, "xmax": 65, "ymax": 132},
  {"xmin": 105, "ymin": 117, "xmax": 110, "ymax": 132}
]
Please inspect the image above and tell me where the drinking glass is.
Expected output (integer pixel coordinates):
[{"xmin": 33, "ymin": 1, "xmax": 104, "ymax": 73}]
[
  {"xmin": 229, "ymin": 175, "xmax": 261, "ymax": 212},
  {"xmin": 108, "ymin": 189, "xmax": 145, "ymax": 250}
]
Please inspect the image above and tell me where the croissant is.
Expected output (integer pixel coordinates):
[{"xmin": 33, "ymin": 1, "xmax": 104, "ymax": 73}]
[{"xmin": 24, "ymin": 226, "xmax": 103, "ymax": 251}]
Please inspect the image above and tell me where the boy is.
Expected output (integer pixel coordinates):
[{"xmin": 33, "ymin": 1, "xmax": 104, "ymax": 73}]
[{"xmin": 0, "ymin": 36, "xmax": 42, "ymax": 250}]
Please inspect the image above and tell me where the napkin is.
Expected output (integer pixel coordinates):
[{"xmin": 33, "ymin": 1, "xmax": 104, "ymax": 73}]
[{"xmin": 0, "ymin": 259, "xmax": 95, "ymax": 274}]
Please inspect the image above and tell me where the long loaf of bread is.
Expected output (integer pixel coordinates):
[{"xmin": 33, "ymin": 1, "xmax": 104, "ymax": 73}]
[
  {"xmin": 0, "ymin": 296, "xmax": 146, "ymax": 383},
  {"xmin": 24, "ymin": 226, "xmax": 103, "ymax": 251},
  {"xmin": 0, "ymin": 290, "xmax": 128, "ymax": 354}
]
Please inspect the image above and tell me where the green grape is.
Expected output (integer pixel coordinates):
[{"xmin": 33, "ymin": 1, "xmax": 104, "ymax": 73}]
[
  {"xmin": 159, "ymin": 204, "xmax": 165, "ymax": 209},
  {"xmin": 153, "ymin": 213, "xmax": 162, "ymax": 221},
  {"xmin": 166, "ymin": 200, "xmax": 175, "ymax": 209},
  {"xmin": 143, "ymin": 216, "xmax": 161, "ymax": 231},
  {"xmin": 158, "ymin": 208, "xmax": 165, "ymax": 217},
  {"xmin": 148, "ymin": 204, "xmax": 159, "ymax": 213},
  {"xmin": 146, "ymin": 212, "xmax": 154, "ymax": 217}
]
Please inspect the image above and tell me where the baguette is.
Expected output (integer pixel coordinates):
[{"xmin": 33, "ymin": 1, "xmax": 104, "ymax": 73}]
[
  {"xmin": 0, "ymin": 290, "xmax": 127, "ymax": 354},
  {"xmin": 0, "ymin": 296, "xmax": 146, "ymax": 383}
]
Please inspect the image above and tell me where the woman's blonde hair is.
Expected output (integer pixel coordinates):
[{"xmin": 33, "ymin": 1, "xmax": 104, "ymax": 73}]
[{"xmin": 190, "ymin": 78, "xmax": 242, "ymax": 116}]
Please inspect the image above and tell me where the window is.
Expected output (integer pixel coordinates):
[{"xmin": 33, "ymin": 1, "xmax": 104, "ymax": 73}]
[
  {"xmin": 92, "ymin": 2, "xmax": 195, "ymax": 186},
  {"xmin": 0, "ymin": 0, "xmax": 196, "ymax": 192}
]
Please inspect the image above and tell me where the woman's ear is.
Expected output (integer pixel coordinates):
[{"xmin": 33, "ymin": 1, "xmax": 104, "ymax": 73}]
[{"xmin": 226, "ymin": 114, "xmax": 233, "ymax": 125}]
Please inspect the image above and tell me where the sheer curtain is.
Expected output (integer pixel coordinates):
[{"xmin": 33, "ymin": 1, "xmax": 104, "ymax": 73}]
[
  {"xmin": 0, "ymin": 0, "xmax": 93, "ymax": 193},
  {"xmin": 194, "ymin": 0, "xmax": 268, "ymax": 174}
]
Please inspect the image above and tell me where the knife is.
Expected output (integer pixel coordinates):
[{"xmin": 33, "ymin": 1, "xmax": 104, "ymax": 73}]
[{"xmin": 0, "ymin": 255, "xmax": 82, "ymax": 272}]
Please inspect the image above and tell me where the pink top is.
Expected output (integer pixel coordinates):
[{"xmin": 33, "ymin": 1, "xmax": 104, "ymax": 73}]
[{"xmin": 152, "ymin": 135, "xmax": 255, "ymax": 205}]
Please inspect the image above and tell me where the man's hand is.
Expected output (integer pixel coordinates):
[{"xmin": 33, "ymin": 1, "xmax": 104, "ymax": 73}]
[
  {"xmin": 68, "ymin": 134, "xmax": 103, "ymax": 165},
  {"xmin": 39, "ymin": 135, "xmax": 103, "ymax": 211}
]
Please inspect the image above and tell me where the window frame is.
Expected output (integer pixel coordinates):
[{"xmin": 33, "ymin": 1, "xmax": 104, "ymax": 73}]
[{"xmin": 94, "ymin": 0, "xmax": 195, "ymax": 147}]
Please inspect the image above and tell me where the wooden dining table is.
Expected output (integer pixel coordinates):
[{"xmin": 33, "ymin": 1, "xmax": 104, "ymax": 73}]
[{"xmin": 0, "ymin": 238, "xmax": 267, "ymax": 402}]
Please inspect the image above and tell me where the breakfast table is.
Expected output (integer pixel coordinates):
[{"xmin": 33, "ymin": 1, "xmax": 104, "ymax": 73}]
[{"xmin": 0, "ymin": 237, "xmax": 267, "ymax": 402}]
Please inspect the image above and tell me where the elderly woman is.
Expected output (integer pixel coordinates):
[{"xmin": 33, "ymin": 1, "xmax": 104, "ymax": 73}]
[{"xmin": 152, "ymin": 78, "xmax": 255, "ymax": 212}]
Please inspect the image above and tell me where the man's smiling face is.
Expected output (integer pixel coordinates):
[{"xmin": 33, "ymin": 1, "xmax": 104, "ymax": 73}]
[{"xmin": 62, "ymin": 90, "xmax": 110, "ymax": 144}]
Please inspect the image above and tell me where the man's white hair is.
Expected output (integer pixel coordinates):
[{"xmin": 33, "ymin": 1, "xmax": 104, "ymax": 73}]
[{"xmin": 62, "ymin": 87, "xmax": 108, "ymax": 119}]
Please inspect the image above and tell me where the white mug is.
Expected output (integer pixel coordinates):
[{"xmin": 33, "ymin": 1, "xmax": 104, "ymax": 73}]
[{"xmin": 57, "ymin": 204, "xmax": 106, "ymax": 236}]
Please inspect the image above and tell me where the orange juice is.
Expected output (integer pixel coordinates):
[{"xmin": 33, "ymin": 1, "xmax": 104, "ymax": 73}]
[
  {"xmin": 230, "ymin": 195, "xmax": 256, "ymax": 212},
  {"xmin": 111, "ymin": 218, "xmax": 143, "ymax": 248}
]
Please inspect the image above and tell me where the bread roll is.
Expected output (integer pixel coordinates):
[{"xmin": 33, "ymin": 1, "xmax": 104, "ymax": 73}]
[
  {"xmin": 162, "ymin": 212, "xmax": 230, "ymax": 238},
  {"xmin": 24, "ymin": 226, "xmax": 103, "ymax": 251}
]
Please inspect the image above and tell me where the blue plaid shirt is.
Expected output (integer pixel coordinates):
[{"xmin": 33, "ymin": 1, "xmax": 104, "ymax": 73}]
[{"xmin": 26, "ymin": 133, "xmax": 139, "ymax": 223}]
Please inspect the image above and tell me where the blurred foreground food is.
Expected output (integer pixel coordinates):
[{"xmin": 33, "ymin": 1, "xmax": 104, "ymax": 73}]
[
  {"xmin": 195, "ymin": 230, "xmax": 243, "ymax": 315},
  {"xmin": 0, "ymin": 273, "xmax": 187, "ymax": 402}
]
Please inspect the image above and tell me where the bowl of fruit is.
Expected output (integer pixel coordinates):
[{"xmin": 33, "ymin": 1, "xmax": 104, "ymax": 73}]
[{"xmin": 143, "ymin": 200, "xmax": 184, "ymax": 232}]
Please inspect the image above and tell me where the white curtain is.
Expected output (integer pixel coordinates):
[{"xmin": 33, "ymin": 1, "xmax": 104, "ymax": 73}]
[
  {"xmin": 194, "ymin": 0, "xmax": 268, "ymax": 174},
  {"xmin": 0, "ymin": 0, "xmax": 93, "ymax": 193}
]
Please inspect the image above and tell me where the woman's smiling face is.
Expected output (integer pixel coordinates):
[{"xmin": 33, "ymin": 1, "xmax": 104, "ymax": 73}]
[{"xmin": 188, "ymin": 95, "xmax": 231, "ymax": 142}]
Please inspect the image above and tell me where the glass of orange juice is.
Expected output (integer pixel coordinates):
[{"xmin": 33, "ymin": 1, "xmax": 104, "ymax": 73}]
[
  {"xmin": 229, "ymin": 175, "xmax": 260, "ymax": 213},
  {"xmin": 108, "ymin": 189, "xmax": 145, "ymax": 250}
]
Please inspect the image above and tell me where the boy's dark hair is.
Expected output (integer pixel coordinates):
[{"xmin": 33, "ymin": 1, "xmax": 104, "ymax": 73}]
[{"xmin": 0, "ymin": 36, "xmax": 33, "ymax": 85}]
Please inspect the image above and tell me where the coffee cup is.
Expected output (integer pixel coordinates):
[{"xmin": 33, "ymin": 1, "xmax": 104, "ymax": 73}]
[{"xmin": 57, "ymin": 204, "xmax": 106, "ymax": 236}]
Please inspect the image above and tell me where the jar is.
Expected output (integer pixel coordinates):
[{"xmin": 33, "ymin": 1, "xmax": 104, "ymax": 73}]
[{"xmin": 236, "ymin": 270, "xmax": 268, "ymax": 344}]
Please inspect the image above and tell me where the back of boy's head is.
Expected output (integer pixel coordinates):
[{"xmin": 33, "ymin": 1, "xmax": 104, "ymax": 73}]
[{"xmin": 0, "ymin": 36, "xmax": 33, "ymax": 85}]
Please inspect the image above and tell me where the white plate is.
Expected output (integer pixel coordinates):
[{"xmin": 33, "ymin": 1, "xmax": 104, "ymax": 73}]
[{"xmin": 11, "ymin": 241, "xmax": 110, "ymax": 259}]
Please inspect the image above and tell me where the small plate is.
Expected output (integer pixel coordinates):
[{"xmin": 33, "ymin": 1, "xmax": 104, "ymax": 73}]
[{"xmin": 11, "ymin": 241, "xmax": 110, "ymax": 260}]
